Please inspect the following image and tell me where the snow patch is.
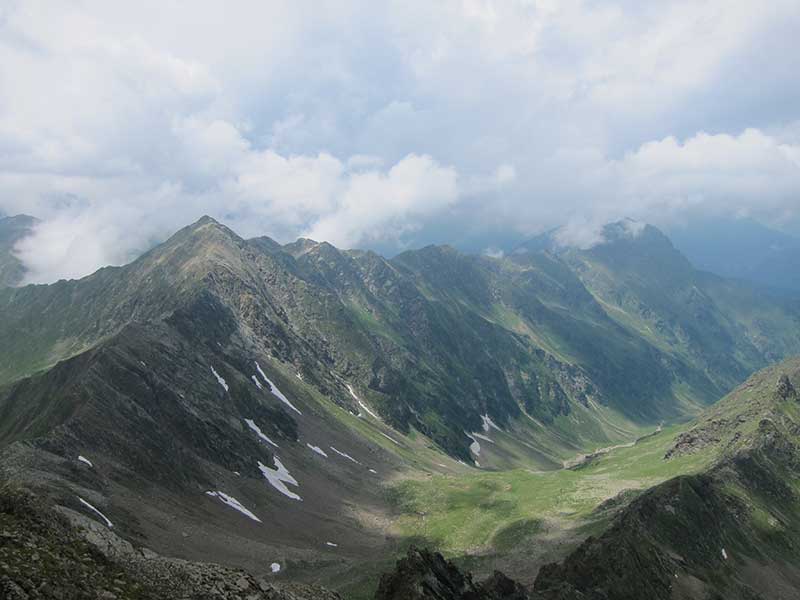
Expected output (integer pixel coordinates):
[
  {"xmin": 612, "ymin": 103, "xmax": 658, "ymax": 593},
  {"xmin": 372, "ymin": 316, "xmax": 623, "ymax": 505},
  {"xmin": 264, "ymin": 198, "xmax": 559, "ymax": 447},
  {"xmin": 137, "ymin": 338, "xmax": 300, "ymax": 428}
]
[
  {"xmin": 270, "ymin": 562, "xmax": 281, "ymax": 573},
  {"xmin": 77, "ymin": 455, "xmax": 93, "ymax": 467},
  {"xmin": 245, "ymin": 418, "xmax": 279, "ymax": 448},
  {"xmin": 721, "ymin": 548, "xmax": 728, "ymax": 560},
  {"xmin": 359, "ymin": 400, "xmax": 381, "ymax": 420},
  {"xmin": 481, "ymin": 414, "xmax": 501, "ymax": 432},
  {"xmin": 325, "ymin": 541, "xmax": 338, "ymax": 547},
  {"xmin": 466, "ymin": 433, "xmax": 481, "ymax": 456},
  {"xmin": 330, "ymin": 446, "xmax": 361, "ymax": 464},
  {"xmin": 379, "ymin": 431, "xmax": 401, "ymax": 446},
  {"xmin": 347, "ymin": 384, "xmax": 381, "ymax": 420},
  {"xmin": 471, "ymin": 432, "xmax": 494, "ymax": 443},
  {"xmin": 205, "ymin": 491, "xmax": 261, "ymax": 522},
  {"xmin": 258, "ymin": 457, "xmax": 302, "ymax": 501},
  {"xmin": 368, "ymin": 468, "xmax": 378, "ymax": 474},
  {"xmin": 256, "ymin": 362, "xmax": 302, "ymax": 415},
  {"xmin": 251, "ymin": 375, "xmax": 263, "ymax": 390},
  {"xmin": 210, "ymin": 366, "xmax": 229, "ymax": 392},
  {"xmin": 306, "ymin": 443, "xmax": 328, "ymax": 458},
  {"xmin": 77, "ymin": 497, "xmax": 113, "ymax": 528}
]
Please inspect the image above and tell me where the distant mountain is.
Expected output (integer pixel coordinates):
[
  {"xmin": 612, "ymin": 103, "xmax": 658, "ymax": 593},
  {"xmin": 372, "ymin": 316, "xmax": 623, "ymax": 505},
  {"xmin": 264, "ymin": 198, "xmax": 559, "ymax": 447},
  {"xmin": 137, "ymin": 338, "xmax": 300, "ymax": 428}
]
[
  {"xmin": 1, "ymin": 216, "xmax": 800, "ymax": 597},
  {"xmin": 0, "ymin": 214, "xmax": 37, "ymax": 287},
  {"xmin": 667, "ymin": 217, "xmax": 800, "ymax": 292},
  {"xmin": 514, "ymin": 220, "xmax": 800, "ymax": 400}
]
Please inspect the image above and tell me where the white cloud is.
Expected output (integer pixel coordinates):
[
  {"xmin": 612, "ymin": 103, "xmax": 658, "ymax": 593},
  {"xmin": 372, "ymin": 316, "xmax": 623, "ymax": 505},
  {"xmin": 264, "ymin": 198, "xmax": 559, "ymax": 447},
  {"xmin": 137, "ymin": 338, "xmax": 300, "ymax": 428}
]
[
  {"xmin": 0, "ymin": 0, "xmax": 799, "ymax": 280},
  {"xmin": 482, "ymin": 246, "xmax": 504, "ymax": 259},
  {"xmin": 303, "ymin": 154, "xmax": 458, "ymax": 248},
  {"xmin": 549, "ymin": 128, "xmax": 800, "ymax": 247}
]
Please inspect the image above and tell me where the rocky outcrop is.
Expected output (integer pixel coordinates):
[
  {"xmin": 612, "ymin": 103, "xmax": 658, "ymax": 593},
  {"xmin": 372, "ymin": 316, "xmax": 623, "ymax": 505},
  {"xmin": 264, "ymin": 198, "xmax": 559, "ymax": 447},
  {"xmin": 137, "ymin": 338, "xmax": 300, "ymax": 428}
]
[
  {"xmin": 776, "ymin": 374, "xmax": 797, "ymax": 401},
  {"xmin": 479, "ymin": 571, "xmax": 529, "ymax": 600},
  {"xmin": 374, "ymin": 547, "xmax": 481, "ymax": 600},
  {"xmin": 373, "ymin": 547, "xmax": 530, "ymax": 600},
  {"xmin": 663, "ymin": 418, "xmax": 731, "ymax": 459}
]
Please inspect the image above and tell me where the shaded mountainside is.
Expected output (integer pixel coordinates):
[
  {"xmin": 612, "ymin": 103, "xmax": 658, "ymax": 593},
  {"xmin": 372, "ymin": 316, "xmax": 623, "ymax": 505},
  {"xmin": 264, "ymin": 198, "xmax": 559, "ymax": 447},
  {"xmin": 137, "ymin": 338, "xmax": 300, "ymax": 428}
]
[
  {"xmin": 0, "ymin": 214, "xmax": 37, "ymax": 287},
  {"xmin": 2, "ymin": 217, "xmax": 799, "ymax": 461},
  {"xmin": 518, "ymin": 221, "xmax": 800, "ymax": 404}
]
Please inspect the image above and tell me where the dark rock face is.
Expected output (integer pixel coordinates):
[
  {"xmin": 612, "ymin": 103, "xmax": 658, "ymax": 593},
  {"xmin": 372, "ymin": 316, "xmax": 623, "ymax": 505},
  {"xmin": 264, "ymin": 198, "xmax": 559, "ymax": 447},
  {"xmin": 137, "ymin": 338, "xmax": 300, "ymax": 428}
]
[
  {"xmin": 479, "ymin": 571, "xmax": 529, "ymax": 600},
  {"xmin": 374, "ymin": 547, "xmax": 481, "ymax": 600},
  {"xmin": 776, "ymin": 374, "xmax": 797, "ymax": 401},
  {"xmin": 373, "ymin": 547, "xmax": 530, "ymax": 600}
]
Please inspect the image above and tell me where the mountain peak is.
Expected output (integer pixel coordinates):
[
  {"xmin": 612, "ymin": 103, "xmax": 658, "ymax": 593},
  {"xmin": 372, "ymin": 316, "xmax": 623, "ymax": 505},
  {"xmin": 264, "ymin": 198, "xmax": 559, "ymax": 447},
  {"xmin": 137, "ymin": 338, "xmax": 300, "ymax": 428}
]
[
  {"xmin": 514, "ymin": 219, "xmax": 664, "ymax": 255},
  {"xmin": 127, "ymin": 214, "xmax": 251, "ymax": 289},
  {"xmin": 283, "ymin": 238, "xmax": 322, "ymax": 258},
  {"xmin": 170, "ymin": 215, "xmax": 239, "ymax": 243}
]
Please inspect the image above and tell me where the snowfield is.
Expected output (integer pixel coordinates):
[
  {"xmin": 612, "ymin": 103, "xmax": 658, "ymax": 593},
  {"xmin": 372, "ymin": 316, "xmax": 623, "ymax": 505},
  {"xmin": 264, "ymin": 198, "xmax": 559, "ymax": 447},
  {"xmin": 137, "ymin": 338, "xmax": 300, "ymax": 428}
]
[
  {"xmin": 258, "ymin": 457, "xmax": 302, "ymax": 501},
  {"xmin": 306, "ymin": 443, "xmax": 329, "ymax": 458},
  {"xmin": 77, "ymin": 455, "xmax": 93, "ymax": 467},
  {"xmin": 256, "ymin": 362, "xmax": 302, "ymax": 415},
  {"xmin": 210, "ymin": 366, "xmax": 229, "ymax": 391},
  {"xmin": 481, "ymin": 414, "xmax": 501, "ymax": 432},
  {"xmin": 347, "ymin": 384, "xmax": 381, "ymax": 419},
  {"xmin": 206, "ymin": 491, "xmax": 261, "ymax": 522},
  {"xmin": 245, "ymin": 418, "xmax": 279, "ymax": 448},
  {"xmin": 466, "ymin": 433, "xmax": 481, "ymax": 456},
  {"xmin": 330, "ymin": 446, "xmax": 360, "ymax": 464},
  {"xmin": 77, "ymin": 497, "xmax": 113, "ymax": 528},
  {"xmin": 379, "ymin": 431, "xmax": 401, "ymax": 446}
]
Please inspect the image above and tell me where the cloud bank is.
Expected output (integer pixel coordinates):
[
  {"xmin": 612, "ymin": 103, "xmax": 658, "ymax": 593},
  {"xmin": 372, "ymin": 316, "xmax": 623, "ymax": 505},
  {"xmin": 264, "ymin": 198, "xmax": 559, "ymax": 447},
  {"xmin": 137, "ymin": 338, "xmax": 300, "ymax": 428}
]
[{"xmin": 1, "ymin": 0, "xmax": 799, "ymax": 281}]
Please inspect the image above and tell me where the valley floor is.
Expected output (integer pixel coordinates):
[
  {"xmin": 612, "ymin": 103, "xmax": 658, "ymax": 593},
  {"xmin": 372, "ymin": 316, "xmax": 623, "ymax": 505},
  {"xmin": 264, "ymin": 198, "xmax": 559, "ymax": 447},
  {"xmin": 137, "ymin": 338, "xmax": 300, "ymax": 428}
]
[{"xmin": 293, "ymin": 421, "xmax": 710, "ymax": 598}]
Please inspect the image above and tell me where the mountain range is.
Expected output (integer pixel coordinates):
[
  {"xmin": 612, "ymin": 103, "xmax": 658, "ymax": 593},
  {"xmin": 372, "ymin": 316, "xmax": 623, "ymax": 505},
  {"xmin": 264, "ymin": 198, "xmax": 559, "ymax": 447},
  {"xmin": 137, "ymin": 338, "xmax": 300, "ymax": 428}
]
[
  {"xmin": 2, "ymin": 214, "xmax": 800, "ymax": 598},
  {"xmin": 667, "ymin": 217, "xmax": 800, "ymax": 293}
]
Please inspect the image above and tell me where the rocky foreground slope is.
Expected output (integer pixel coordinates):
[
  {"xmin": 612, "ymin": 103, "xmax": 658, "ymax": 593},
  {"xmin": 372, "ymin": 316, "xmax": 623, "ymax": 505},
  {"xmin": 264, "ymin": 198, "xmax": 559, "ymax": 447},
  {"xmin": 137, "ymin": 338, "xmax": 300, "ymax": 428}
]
[{"xmin": 0, "ymin": 486, "xmax": 341, "ymax": 600}]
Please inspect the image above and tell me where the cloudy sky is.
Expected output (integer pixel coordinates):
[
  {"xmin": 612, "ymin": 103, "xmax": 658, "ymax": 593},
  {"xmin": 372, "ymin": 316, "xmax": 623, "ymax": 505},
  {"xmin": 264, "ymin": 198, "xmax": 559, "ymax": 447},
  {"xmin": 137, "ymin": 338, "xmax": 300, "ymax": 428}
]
[{"xmin": 1, "ymin": 0, "xmax": 799, "ymax": 282}]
